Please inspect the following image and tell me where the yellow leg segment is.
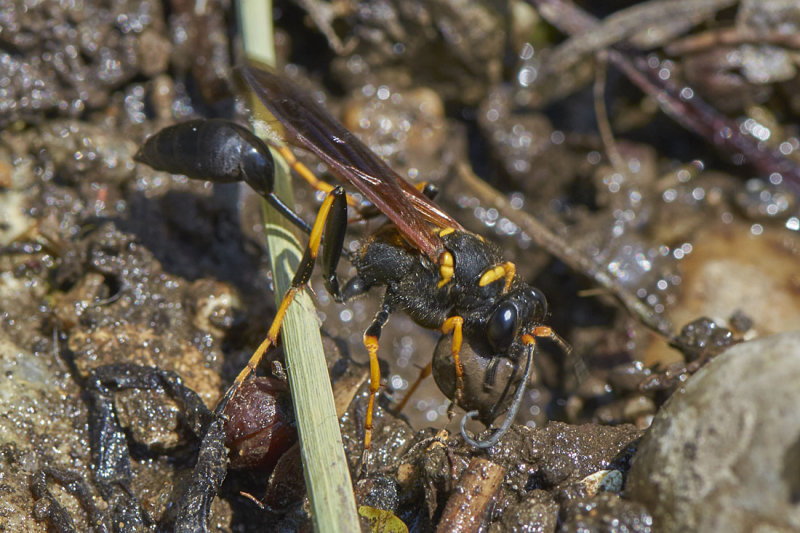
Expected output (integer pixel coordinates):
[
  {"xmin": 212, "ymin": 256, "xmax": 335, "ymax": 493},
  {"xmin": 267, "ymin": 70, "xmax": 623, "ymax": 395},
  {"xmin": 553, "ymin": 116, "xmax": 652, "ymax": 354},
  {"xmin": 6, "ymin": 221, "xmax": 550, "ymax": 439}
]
[
  {"xmin": 276, "ymin": 145, "xmax": 358, "ymax": 207},
  {"xmin": 227, "ymin": 286, "xmax": 300, "ymax": 397},
  {"xmin": 215, "ymin": 188, "xmax": 341, "ymax": 413},
  {"xmin": 306, "ymin": 185, "xmax": 340, "ymax": 251},
  {"xmin": 363, "ymin": 334, "xmax": 382, "ymax": 450},
  {"xmin": 441, "ymin": 315, "xmax": 465, "ymax": 405}
]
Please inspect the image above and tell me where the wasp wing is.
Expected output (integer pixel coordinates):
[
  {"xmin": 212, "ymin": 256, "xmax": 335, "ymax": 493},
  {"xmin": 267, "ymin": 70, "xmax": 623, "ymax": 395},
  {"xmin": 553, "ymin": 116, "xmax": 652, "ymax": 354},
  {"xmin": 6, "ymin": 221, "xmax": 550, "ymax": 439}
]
[{"xmin": 242, "ymin": 65, "xmax": 463, "ymax": 259}]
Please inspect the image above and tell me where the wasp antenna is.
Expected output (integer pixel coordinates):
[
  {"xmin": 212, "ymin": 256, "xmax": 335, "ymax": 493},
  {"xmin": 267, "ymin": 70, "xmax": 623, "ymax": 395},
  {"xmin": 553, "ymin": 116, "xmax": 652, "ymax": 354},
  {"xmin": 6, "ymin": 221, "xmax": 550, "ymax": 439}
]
[
  {"xmin": 461, "ymin": 342, "xmax": 535, "ymax": 448},
  {"xmin": 551, "ymin": 330, "xmax": 590, "ymax": 385},
  {"xmin": 550, "ymin": 330, "xmax": 572, "ymax": 356}
]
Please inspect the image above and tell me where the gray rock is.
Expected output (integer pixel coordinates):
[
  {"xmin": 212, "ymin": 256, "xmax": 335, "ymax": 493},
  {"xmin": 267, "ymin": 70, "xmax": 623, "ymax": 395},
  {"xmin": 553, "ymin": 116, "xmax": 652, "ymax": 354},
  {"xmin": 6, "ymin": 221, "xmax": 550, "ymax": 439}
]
[{"xmin": 627, "ymin": 331, "xmax": 800, "ymax": 532}]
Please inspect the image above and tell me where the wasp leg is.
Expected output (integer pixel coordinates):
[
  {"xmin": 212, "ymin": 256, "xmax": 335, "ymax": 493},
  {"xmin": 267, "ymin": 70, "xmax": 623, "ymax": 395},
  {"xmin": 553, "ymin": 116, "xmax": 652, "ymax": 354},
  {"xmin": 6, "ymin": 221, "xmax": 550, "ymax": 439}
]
[
  {"xmin": 393, "ymin": 361, "xmax": 432, "ymax": 414},
  {"xmin": 362, "ymin": 295, "xmax": 395, "ymax": 455},
  {"xmin": 215, "ymin": 186, "xmax": 347, "ymax": 415},
  {"xmin": 275, "ymin": 145, "xmax": 359, "ymax": 208},
  {"xmin": 441, "ymin": 315, "xmax": 465, "ymax": 413},
  {"xmin": 321, "ymin": 182, "xmax": 348, "ymax": 300}
]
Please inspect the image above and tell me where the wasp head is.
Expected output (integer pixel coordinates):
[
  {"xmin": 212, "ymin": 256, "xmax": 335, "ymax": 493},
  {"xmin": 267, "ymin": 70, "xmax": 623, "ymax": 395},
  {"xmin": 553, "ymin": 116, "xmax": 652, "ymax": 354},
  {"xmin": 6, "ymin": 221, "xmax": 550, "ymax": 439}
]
[
  {"xmin": 432, "ymin": 284, "xmax": 548, "ymax": 424},
  {"xmin": 485, "ymin": 284, "xmax": 548, "ymax": 356},
  {"xmin": 431, "ymin": 283, "xmax": 552, "ymax": 446}
]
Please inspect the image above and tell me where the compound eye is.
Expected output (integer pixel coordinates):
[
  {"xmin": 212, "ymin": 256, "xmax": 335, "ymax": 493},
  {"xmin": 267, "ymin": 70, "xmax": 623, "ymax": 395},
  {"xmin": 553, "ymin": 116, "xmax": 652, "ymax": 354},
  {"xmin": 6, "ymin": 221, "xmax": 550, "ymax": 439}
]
[
  {"xmin": 525, "ymin": 287, "xmax": 548, "ymax": 320},
  {"xmin": 487, "ymin": 302, "xmax": 518, "ymax": 352}
]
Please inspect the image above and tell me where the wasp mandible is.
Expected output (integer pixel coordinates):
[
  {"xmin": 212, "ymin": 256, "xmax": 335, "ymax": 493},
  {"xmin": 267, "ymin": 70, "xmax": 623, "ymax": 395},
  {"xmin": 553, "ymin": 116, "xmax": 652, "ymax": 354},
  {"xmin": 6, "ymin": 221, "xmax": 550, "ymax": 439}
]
[{"xmin": 135, "ymin": 64, "xmax": 567, "ymax": 450}]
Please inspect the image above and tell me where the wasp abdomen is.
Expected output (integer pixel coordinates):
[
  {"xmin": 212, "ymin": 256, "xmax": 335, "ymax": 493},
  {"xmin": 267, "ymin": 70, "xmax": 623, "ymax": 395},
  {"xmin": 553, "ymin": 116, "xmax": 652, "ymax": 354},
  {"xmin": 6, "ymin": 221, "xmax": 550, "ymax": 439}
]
[{"xmin": 135, "ymin": 119, "xmax": 275, "ymax": 197}]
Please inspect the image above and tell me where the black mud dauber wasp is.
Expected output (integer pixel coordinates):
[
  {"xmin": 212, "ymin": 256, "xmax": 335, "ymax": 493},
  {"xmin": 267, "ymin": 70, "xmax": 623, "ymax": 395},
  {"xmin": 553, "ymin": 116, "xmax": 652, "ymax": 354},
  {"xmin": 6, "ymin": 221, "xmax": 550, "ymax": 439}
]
[{"xmin": 135, "ymin": 64, "xmax": 568, "ymax": 451}]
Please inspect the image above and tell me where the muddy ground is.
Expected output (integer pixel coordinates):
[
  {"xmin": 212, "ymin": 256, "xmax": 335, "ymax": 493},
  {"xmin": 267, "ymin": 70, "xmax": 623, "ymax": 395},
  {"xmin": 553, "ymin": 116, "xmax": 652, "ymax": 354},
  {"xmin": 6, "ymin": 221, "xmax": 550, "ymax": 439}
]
[{"xmin": 2, "ymin": 0, "xmax": 800, "ymax": 531}]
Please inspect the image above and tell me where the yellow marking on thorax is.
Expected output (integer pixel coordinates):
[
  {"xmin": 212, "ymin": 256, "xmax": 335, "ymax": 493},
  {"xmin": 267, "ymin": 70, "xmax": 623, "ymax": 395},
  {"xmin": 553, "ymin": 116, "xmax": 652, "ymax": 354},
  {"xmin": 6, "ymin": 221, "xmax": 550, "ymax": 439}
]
[
  {"xmin": 478, "ymin": 261, "xmax": 516, "ymax": 293},
  {"xmin": 438, "ymin": 251, "xmax": 454, "ymax": 288}
]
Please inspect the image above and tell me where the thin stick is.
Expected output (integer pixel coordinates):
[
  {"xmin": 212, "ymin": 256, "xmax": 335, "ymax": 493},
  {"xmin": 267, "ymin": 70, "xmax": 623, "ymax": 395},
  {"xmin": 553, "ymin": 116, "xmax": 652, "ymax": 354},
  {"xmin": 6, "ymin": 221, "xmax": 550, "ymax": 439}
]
[
  {"xmin": 592, "ymin": 53, "xmax": 626, "ymax": 176},
  {"xmin": 436, "ymin": 457, "xmax": 505, "ymax": 533}
]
